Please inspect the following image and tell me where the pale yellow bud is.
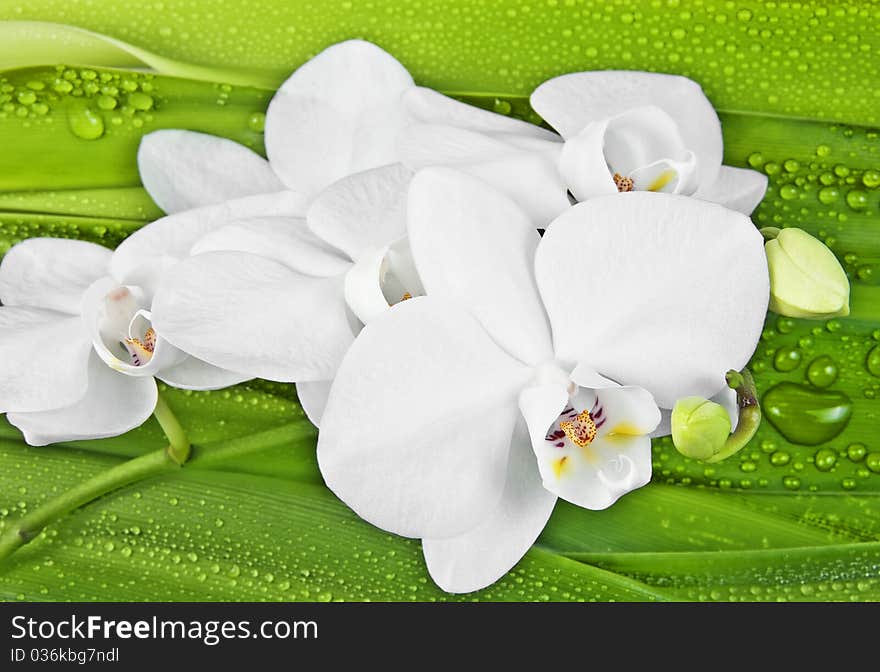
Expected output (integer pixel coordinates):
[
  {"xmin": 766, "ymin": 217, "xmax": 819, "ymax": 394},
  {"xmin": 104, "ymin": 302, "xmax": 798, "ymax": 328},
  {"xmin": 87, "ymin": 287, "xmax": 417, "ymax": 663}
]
[{"xmin": 765, "ymin": 228, "xmax": 850, "ymax": 319}]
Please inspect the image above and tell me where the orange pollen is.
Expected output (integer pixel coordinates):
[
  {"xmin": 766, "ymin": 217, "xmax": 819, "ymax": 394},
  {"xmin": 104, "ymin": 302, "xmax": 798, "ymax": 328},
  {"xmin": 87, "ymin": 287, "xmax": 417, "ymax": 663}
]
[
  {"xmin": 613, "ymin": 173, "xmax": 634, "ymax": 193},
  {"xmin": 560, "ymin": 410, "xmax": 598, "ymax": 448},
  {"xmin": 400, "ymin": 292, "xmax": 413, "ymax": 302},
  {"xmin": 125, "ymin": 327, "xmax": 156, "ymax": 354}
]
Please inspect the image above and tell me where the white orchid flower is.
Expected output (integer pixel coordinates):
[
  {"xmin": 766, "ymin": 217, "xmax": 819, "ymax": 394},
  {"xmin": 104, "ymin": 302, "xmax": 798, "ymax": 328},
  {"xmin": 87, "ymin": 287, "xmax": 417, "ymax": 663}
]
[
  {"xmin": 530, "ymin": 70, "xmax": 768, "ymax": 213},
  {"xmin": 0, "ymin": 238, "xmax": 249, "ymax": 446},
  {"xmin": 136, "ymin": 40, "xmax": 568, "ymax": 225},
  {"xmin": 140, "ymin": 164, "xmax": 419, "ymax": 426},
  {"xmin": 317, "ymin": 168, "xmax": 769, "ymax": 593}
]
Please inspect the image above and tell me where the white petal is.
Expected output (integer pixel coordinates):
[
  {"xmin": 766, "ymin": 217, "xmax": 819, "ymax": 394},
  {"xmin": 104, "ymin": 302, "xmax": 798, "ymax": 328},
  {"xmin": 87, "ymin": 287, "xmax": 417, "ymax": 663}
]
[
  {"xmin": 8, "ymin": 352, "xmax": 157, "ymax": 446},
  {"xmin": 157, "ymin": 356, "xmax": 252, "ymax": 391},
  {"xmin": 536, "ymin": 192, "xmax": 768, "ymax": 408},
  {"xmin": 317, "ymin": 297, "xmax": 531, "ymax": 539},
  {"xmin": 407, "ymin": 168, "xmax": 554, "ymax": 365},
  {"xmin": 111, "ymin": 190, "xmax": 309, "ymax": 292},
  {"xmin": 0, "ymin": 238, "xmax": 110, "ymax": 314},
  {"xmin": 191, "ymin": 217, "xmax": 351, "ymax": 277},
  {"xmin": 558, "ymin": 120, "xmax": 618, "ymax": 199},
  {"xmin": 138, "ymin": 130, "xmax": 285, "ymax": 214},
  {"xmin": 422, "ymin": 419, "xmax": 556, "ymax": 593},
  {"xmin": 403, "ymin": 86, "xmax": 559, "ymax": 140},
  {"xmin": 343, "ymin": 246, "xmax": 392, "ymax": 325},
  {"xmin": 519, "ymin": 383, "xmax": 571, "ymax": 452},
  {"xmin": 296, "ymin": 380, "xmax": 332, "ymax": 427},
  {"xmin": 265, "ymin": 40, "xmax": 414, "ymax": 198},
  {"xmin": 152, "ymin": 251, "xmax": 355, "ymax": 382},
  {"xmin": 531, "ymin": 71, "xmax": 722, "ymax": 188},
  {"xmin": 694, "ymin": 165, "xmax": 768, "ymax": 215},
  {"xmin": 307, "ymin": 164, "xmax": 413, "ymax": 261},
  {"xmin": 400, "ymin": 123, "xmax": 568, "ymax": 225},
  {"xmin": 0, "ymin": 306, "xmax": 91, "ymax": 413}
]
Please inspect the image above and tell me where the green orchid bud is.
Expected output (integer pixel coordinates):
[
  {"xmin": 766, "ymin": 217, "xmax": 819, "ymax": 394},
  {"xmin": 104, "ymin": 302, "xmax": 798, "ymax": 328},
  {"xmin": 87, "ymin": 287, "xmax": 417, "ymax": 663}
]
[
  {"xmin": 671, "ymin": 396, "xmax": 733, "ymax": 460},
  {"xmin": 763, "ymin": 227, "xmax": 850, "ymax": 319},
  {"xmin": 672, "ymin": 369, "xmax": 763, "ymax": 463}
]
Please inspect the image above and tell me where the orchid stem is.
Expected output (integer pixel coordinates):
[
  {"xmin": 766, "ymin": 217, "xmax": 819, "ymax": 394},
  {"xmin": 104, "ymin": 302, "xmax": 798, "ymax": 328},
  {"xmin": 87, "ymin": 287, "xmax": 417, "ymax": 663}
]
[
  {"xmin": 0, "ymin": 393, "xmax": 191, "ymax": 562},
  {"xmin": 0, "ymin": 419, "xmax": 306, "ymax": 564},
  {"xmin": 705, "ymin": 368, "xmax": 762, "ymax": 463},
  {"xmin": 152, "ymin": 394, "xmax": 191, "ymax": 465},
  {"xmin": 0, "ymin": 450, "xmax": 176, "ymax": 561}
]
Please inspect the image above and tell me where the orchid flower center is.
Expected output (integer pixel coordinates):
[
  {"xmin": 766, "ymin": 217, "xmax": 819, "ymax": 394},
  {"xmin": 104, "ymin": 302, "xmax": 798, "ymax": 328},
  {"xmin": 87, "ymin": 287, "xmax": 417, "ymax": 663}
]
[
  {"xmin": 91, "ymin": 284, "xmax": 165, "ymax": 373},
  {"xmin": 344, "ymin": 239, "xmax": 425, "ymax": 325},
  {"xmin": 544, "ymin": 397, "xmax": 608, "ymax": 477},
  {"xmin": 123, "ymin": 320, "xmax": 156, "ymax": 367}
]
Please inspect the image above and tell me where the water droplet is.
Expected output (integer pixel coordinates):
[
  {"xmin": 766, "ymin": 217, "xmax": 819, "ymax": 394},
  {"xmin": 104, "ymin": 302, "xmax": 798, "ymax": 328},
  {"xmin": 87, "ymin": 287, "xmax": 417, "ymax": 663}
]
[
  {"xmin": 97, "ymin": 95, "xmax": 117, "ymax": 111},
  {"xmin": 16, "ymin": 90, "xmax": 36, "ymax": 105},
  {"xmin": 846, "ymin": 190, "xmax": 868, "ymax": 210},
  {"xmin": 782, "ymin": 475, "xmax": 801, "ymax": 490},
  {"xmin": 774, "ymin": 347, "xmax": 802, "ymax": 371},
  {"xmin": 247, "ymin": 111, "xmax": 266, "ymax": 132},
  {"xmin": 806, "ymin": 355, "xmax": 839, "ymax": 387},
  {"xmin": 770, "ymin": 451, "xmax": 791, "ymax": 466},
  {"xmin": 128, "ymin": 92, "xmax": 153, "ymax": 111},
  {"xmin": 834, "ymin": 164, "xmax": 850, "ymax": 178},
  {"xmin": 863, "ymin": 170, "xmax": 880, "ymax": 188},
  {"xmin": 67, "ymin": 106, "xmax": 104, "ymax": 140},
  {"xmin": 867, "ymin": 345, "xmax": 880, "ymax": 377},
  {"xmin": 763, "ymin": 382, "xmax": 852, "ymax": 445},
  {"xmin": 816, "ymin": 145, "xmax": 831, "ymax": 157},
  {"xmin": 847, "ymin": 443, "xmax": 867, "ymax": 462},
  {"xmin": 776, "ymin": 316, "xmax": 795, "ymax": 334},
  {"xmin": 814, "ymin": 448, "xmax": 837, "ymax": 471},
  {"xmin": 747, "ymin": 152, "xmax": 764, "ymax": 169},
  {"xmin": 866, "ymin": 453, "xmax": 880, "ymax": 473},
  {"xmin": 841, "ymin": 477, "xmax": 857, "ymax": 490},
  {"xmin": 783, "ymin": 159, "xmax": 800, "ymax": 173},
  {"xmin": 779, "ymin": 184, "xmax": 799, "ymax": 200},
  {"xmin": 818, "ymin": 186, "xmax": 840, "ymax": 204}
]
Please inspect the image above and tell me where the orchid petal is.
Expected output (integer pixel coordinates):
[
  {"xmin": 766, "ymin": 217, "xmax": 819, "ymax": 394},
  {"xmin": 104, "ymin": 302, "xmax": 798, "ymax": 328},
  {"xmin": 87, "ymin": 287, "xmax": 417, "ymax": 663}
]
[
  {"xmin": 152, "ymin": 251, "xmax": 355, "ymax": 382},
  {"xmin": 694, "ymin": 165, "xmax": 768, "ymax": 215},
  {"xmin": 191, "ymin": 217, "xmax": 351, "ymax": 278},
  {"xmin": 407, "ymin": 168, "xmax": 554, "ymax": 365},
  {"xmin": 296, "ymin": 380, "xmax": 332, "ymax": 427},
  {"xmin": 265, "ymin": 40, "xmax": 414, "ymax": 198},
  {"xmin": 531, "ymin": 71, "xmax": 723, "ymax": 187},
  {"xmin": 0, "ymin": 306, "xmax": 91, "ymax": 413},
  {"xmin": 557, "ymin": 120, "xmax": 618, "ymax": 199},
  {"xmin": 403, "ymin": 86, "xmax": 559, "ymax": 140},
  {"xmin": 138, "ymin": 130, "xmax": 285, "ymax": 214},
  {"xmin": 110, "ymin": 191, "xmax": 308, "ymax": 293},
  {"xmin": 400, "ymin": 123, "xmax": 568, "ymax": 224},
  {"xmin": 8, "ymin": 352, "xmax": 157, "ymax": 446},
  {"xmin": 536, "ymin": 192, "xmax": 768, "ymax": 408},
  {"xmin": 307, "ymin": 164, "xmax": 413, "ymax": 262},
  {"xmin": 343, "ymin": 246, "xmax": 392, "ymax": 325},
  {"xmin": 157, "ymin": 356, "xmax": 252, "ymax": 391},
  {"xmin": 422, "ymin": 420, "xmax": 556, "ymax": 593},
  {"xmin": 0, "ymin": 238, "xmax": 110, "ymax": 314},
  {"xmin": 317, "ymin": 297, "xmax": 531, "ymax": 539}
]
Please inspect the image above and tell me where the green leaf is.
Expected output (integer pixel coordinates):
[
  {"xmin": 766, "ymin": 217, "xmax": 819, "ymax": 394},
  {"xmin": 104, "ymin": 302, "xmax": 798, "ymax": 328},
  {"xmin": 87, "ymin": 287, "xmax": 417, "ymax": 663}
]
[{"xmin": 1, "ymin": 1, "xmax": 879, "ymax": 601}]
